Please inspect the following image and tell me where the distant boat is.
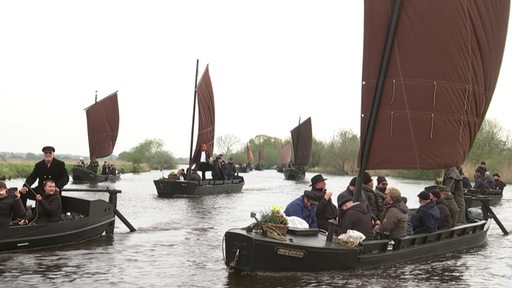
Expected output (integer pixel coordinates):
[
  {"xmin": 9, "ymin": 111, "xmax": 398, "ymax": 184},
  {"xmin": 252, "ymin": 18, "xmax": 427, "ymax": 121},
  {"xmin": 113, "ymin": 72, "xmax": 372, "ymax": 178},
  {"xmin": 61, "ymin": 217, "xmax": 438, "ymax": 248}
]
[
  {"xmin": 276, "ymin": 143, "xmax": 291, "ymax": 173},
  {"xmin": 254, "ymin": 149, "xmax": 265, "ymax": 171},
  {"xmin": 69, "ymin": 91, "xmax": 121, "ymax": 183},
  {"xmin": 238, "ymin": 144, "xmax": 254, "ymax": 173},
  {"xmin": 153, "ymin": 61, "xmax": 244, "ymax": 197},
  {"xmin": 283, "ymin": 117, "xmax": 312, "ymax": 181},
  {"xmin": 224, "ymin": 0, "xmax": 510, "ymax": 272}
]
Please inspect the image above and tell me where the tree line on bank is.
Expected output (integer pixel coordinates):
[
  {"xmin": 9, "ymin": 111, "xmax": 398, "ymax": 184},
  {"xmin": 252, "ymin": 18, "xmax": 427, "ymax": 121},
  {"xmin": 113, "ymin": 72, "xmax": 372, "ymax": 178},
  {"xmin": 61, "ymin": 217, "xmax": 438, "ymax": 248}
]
[
  {"xmin": 116, "ymin": 119, "xmax": 511, "ymax": 183},
  {"xmin": 2, "ymin": 120, "xmax": 510, "ymax": 182}
]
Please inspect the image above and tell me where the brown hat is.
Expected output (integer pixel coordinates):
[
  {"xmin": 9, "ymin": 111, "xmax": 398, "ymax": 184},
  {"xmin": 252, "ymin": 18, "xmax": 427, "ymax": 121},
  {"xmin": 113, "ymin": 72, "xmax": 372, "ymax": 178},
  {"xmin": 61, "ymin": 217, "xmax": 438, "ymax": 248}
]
[
  {"xmin": 42, "ymin": 146, "xmax": 55, "ymax": 152},
  {"xmin": 310, "ymin": 174, "xmax": 327, "ymax": 187},
  {"xmin": 0, "ymin": 181, "xmax": 6, "ymax": 189}
]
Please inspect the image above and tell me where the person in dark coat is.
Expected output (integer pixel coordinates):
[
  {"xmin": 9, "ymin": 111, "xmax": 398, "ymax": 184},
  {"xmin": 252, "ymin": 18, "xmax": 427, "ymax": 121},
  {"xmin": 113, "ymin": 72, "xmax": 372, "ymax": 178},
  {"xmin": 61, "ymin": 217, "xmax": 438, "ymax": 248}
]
[
  {"xmin": 443, "ymin": 166, "xmax": 465, "ymax": 224},
  {"xmin": 411, "ymin": 191, "xmax": 440, "ymax": 234},
  {"xmin": 429, "ymin": 189, "xmax": 452, "ymax": 230},
  {"xmin": 491, "ymin": 173, "xmax": 507, "ymax": 190},
  {"xmin": 426, "ymin": 185, "xmax": 458, "ymax": 228},
  {"xmin": 284, "ymin": 190, "xmax": 321, "ymax": 228},
  {"xmin": 32, "ymin": 179, "xmax": 62, "ymax": 224},
  {"xmin": 19, "ymin": 146, "xmax": 69, "ymax": 207},
  {"xmin": 337, "ymin": 197, "xmax": 374, "ymax": 240},
  {"xmin": 309, "ymin": 174, "xmax": 338, "ymax": 232},
  {"xmin": 222, "ymin": 159, "xmax": 237, "ymax": 180},
  {"xmin": 0, "ymin": 181, "xmax": 25, "ymax": 227},
  {"xmin": 101, "ymin": 161, "xmax": 109, "ymax": 175},
  {"xmin": 474, "ymin": 161, "xmax": 487, "ymax": 181}
]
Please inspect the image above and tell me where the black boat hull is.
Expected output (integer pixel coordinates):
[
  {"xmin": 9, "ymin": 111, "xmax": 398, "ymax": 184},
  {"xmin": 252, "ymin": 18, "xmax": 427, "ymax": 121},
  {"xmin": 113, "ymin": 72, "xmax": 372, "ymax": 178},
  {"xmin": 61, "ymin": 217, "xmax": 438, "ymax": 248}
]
[
  {"xmin": 223, "ymin": 220, "xmax": 489, "ymax": 272},
  {"xmin": 70, "ymin": 167, "xmax": 121, "ymax": 183},
  {"xmin": 0, "ymin": 196, "xmax": 115, "ymax": 252},
  {"xmin": 283, "ymin": 168, "xmax": 304, "ymax": 181},
  {"xmin": 154, "ymin": 176, "xmax": 245, "ymax": 197},
  {"xmin": 465, "ymin": 189, "xmax": 503, "ymax": 206}
]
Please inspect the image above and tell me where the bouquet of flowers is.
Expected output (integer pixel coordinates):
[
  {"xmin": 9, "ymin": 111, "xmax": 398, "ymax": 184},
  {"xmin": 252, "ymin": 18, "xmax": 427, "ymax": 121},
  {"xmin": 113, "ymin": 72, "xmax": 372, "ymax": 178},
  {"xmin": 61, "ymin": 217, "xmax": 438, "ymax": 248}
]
[{"xmin": 259, "ymin": 205, "xmax": 288, "ymax": 226}]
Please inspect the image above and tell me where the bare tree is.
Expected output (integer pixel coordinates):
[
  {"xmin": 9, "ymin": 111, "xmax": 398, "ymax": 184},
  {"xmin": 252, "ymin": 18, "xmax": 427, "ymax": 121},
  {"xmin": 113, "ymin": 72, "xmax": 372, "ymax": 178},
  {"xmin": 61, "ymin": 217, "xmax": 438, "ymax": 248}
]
[{"xmin": 216, "ymin": 134, "xmax": 241, "ymax": 158}]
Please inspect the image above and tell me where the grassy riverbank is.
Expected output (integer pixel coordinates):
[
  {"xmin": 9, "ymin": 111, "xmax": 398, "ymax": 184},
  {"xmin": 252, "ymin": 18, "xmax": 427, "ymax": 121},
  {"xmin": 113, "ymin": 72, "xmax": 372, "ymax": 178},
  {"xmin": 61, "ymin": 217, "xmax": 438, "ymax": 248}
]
[{"xmin": 0, "ymin": 160, "xmax": 150, "ymax": 180}]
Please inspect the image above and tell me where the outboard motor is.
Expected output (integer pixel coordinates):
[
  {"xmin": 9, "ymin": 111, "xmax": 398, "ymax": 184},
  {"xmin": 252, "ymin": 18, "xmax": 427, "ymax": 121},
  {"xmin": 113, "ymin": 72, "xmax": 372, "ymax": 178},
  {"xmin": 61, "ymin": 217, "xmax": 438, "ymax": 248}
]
[{"xmin": 467, "ymin": 207, "xmax": 484, "ymax": 222}]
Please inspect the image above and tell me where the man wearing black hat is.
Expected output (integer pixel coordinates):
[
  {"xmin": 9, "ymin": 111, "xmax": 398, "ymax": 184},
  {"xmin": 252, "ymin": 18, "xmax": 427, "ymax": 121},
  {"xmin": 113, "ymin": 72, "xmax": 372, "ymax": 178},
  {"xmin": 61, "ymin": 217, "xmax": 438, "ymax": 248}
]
[
  {"xmin": 309, "ymin": 174, "xmax": 339, "ymax": 232},
  {"xmin": 284, "ymin": 190, "xmax": 321, "ymax": 228},
  {"xmin": 19, "ymin": 146, "xmax": 69, "ymax": 207}
]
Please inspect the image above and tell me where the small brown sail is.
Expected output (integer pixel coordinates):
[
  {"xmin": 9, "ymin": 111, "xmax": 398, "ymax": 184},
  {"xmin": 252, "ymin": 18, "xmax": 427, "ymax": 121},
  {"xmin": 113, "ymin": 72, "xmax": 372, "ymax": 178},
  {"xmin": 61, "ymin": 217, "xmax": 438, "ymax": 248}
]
[
  {"xmin": 290, "ymin": 117, "xmax": 312, "ymax": 167},
  {"xmin": 247, "ymin": 144, "xmax": 254, "ymax": 165},
  {"xmin": 85, "ymin": 91, "xmax": 119, "ymax": 159},
  {"xmin": 279, "ymin": 143, "xmax": 291, "ymax": 164},
  {"xmin": 258, "ymin": 149, "xmax": 265, "ymax": 166},
  {"xmin": 360, "ymin": 0, "xmax": 510, "ymax": 170},
  {"xmin": 192, "ymin": 65, "xmax": 216, "ymax": 166}
]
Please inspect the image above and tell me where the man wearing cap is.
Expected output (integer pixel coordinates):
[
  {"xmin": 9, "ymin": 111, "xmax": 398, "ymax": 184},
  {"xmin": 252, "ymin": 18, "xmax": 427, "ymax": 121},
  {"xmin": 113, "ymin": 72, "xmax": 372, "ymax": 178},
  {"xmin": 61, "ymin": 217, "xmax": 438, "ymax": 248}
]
[
  {"xmin": 0, "ymin": 181, "xmax": 26, "ymax": 227},
  {"xmin": 410, "ymin": 191, "xmax": 440, "ymax": 234},
  {"xmin": 19, "ymin": 146, "xmax": 69, "ymax": 207},
  {"xmin": 373, "ymin": 187, "xmax": 409, "ymax": 239},
  {"xmin": 309, "ymin": 174, "xmax": 338, "ymax": 232},
  {"xmin": 284, "ymin": 190, "xmax": 320, "ymax": 228},
  {"xmin": 426, "ymin": 185, "xmax": 458, "ymax": 227},
  {"xmin": 491, "ymin": 173, "xmax": 507, "ymax": 190},
  {"xmin": 337, "ymin": 196, "xmax": 374, "ymax": 240}
]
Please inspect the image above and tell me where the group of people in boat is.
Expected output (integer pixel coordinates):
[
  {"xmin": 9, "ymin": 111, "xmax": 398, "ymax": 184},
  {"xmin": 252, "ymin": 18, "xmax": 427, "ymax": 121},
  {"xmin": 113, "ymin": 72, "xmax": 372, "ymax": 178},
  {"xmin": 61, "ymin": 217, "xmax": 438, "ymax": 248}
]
[
  {"xmin": 75, "ymin": 156, "xmax": 118, "ymax": 176},
  {"xmin": 283, "ymin": 170, "xmax": 474, "ymax": 242},
  {"xmin": 465, "ymin": 161, "xmax": 507, "ymax": 193},
  {"xmin": 1, "ymin": 146, "xmax": 68, "ymax": 227},
  {"xmin": 101, "ymin": 160, "xmax": 119, "ymax": 176},
  {"xmin": 193, "ymin": 144, "xmax": 238, "ymax": 181}
]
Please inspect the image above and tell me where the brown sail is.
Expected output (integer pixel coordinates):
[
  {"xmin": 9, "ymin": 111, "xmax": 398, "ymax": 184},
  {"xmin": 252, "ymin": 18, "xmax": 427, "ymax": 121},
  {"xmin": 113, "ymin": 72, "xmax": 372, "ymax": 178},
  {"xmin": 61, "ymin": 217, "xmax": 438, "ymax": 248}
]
[
  {"xmin": 360, "ymin": 0, "xmax": 510, "ymax": 170},
  {"xmin": 191, "ymin": 65, "xmax": 216, "ymax": 166},
  {"xmin": 85, "ymin": 91, "xmax": 119, "ymax": 159},
  {"xmin": 279, "ymin": 143, "xmax": 291, "ymax": 164},
  {"xmin": 258, "ymin": 149, "xmax": 264, "ymax": 166},
  {"xmin": 247, "ymin": 144, "xmax": 254, "ymax": 165},
  {"xmin": 290, "ymin": 117, "xmax": 312, "ymax": 167}
]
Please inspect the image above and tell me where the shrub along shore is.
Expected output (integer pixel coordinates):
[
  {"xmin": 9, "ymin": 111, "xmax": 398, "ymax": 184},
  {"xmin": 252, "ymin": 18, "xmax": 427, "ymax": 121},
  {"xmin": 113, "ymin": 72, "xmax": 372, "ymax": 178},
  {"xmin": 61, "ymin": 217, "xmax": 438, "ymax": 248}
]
[{"xmin": 0, "ymin": 160, "xmax": 149, "ymax": 181}]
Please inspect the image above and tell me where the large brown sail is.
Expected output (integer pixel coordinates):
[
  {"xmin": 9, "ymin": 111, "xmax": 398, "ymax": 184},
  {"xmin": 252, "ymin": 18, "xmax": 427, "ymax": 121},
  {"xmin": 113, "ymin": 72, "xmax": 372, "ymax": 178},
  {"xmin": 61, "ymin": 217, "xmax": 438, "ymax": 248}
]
[
  {"xmin": 192, "ymin": 65, "xmax": 216, "ymax": 165},
  {"xmin": 361, "ymin": 0, "xmax": 510, "ymax": 170},
  {"xmin": 290, "ymin": 117, "xmax": 312, "ymax": 167},
  {"xmin": 85, "ymin": 91, "xmax": 119, "ymax": 159}
]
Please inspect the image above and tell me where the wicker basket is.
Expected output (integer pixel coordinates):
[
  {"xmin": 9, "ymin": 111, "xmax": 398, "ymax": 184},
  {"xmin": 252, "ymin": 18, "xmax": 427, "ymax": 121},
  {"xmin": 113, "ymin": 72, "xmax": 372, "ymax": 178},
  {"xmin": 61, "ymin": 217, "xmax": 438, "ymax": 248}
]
[{"xmin": 262, "ymin": 223, "xmax": 288, "ymax": 235}]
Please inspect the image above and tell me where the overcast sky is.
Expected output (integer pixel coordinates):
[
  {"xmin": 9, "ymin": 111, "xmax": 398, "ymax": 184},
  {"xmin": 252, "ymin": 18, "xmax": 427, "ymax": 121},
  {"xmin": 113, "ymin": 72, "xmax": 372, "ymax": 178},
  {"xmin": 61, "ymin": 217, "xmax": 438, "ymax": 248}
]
[{"xmin": 2, "ymin": 1, "xmax": 511, "ymax": 159}]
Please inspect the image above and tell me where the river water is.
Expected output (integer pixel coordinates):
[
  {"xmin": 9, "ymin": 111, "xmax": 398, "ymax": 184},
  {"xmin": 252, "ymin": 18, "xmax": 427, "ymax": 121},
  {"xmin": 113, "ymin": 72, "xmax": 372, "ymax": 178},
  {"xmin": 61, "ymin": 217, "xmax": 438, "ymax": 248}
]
[{"xmin": 1, "ymin": 169, "xmax": 511, "ymax": 287}]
